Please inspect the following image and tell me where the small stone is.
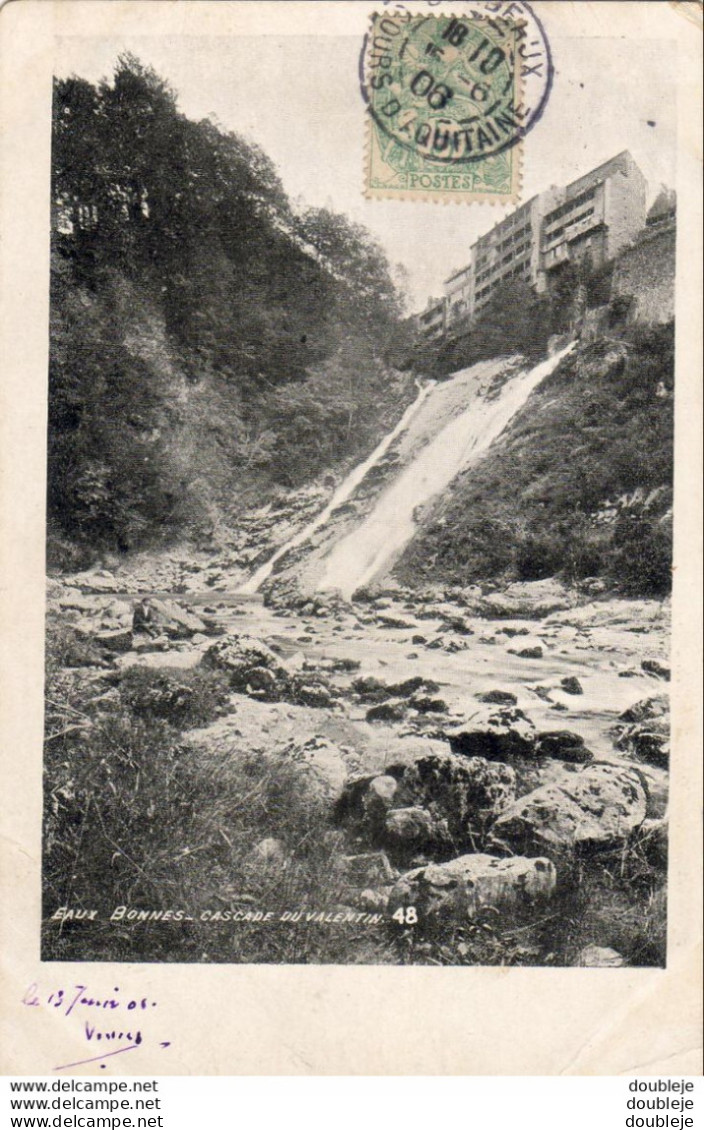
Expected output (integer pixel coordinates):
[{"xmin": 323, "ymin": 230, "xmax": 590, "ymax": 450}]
[
  {"xmin": 335, "ymin": 852, "xmax": 396, "ymax": 886},
  {"xmin": 384, "ymin": 807, "xmax": 435, "ymax": 846},
  {"xmin": 250, "ymin": 837, "xmax": 287, "ymax": 865},
  {"xmin": 577, "ymin": 945, "xmax": 625, "ymax": 967},
  {"xmin": 560, "ymin": 676, "xmax": 584, "ymax": 695}
]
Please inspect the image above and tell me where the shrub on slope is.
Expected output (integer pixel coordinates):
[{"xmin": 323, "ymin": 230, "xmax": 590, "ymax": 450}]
[{"xmin": 395, "ymin": 324, "xmax": 674, "ymax": 597}]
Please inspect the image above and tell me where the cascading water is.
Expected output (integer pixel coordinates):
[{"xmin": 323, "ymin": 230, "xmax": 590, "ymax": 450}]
[
  {"xmin": 237, "ymin": 379, "xmax": 436, "ymax": 594},
  {"xmin": 316, "ymin": 344, "xmax": 575, "ymax": 599}
]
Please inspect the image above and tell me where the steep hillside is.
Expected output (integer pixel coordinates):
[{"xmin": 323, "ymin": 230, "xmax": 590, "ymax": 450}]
[
  {"xmin": 395, "ymin": 324, "xmax": 674, "ymax": 597},
  {"xmin": 49, "ymin": 56, "xmax": 414, "ymax": 566}
]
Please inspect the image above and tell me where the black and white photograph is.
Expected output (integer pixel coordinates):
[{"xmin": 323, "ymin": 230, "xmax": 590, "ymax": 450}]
[{"xmin": 38, "ymin": 1, "xmax": 683, "ymax": 973}]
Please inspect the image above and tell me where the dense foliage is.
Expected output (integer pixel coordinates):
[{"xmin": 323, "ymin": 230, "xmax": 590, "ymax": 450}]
[
  {"xmin": 397, "ymin": 324, "xmax": 675, "ymax": 596},
  {"xmin": 413, "ymin": 259, "xmax": 615, "ymax": 378},
  {"xmin": 49, "ymin": 56, "xmax": 412, "ymax": 556}
]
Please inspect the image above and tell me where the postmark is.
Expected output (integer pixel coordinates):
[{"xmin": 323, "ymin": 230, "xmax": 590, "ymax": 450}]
[{"xmin": 362, "ymin": 2, "xmax": 553, "ymax": 203}]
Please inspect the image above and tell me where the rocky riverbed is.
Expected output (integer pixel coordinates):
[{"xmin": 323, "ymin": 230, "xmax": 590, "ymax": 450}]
[{"xmin": 45, "ymin": 560, "xmax": 670, "ymax": 967}]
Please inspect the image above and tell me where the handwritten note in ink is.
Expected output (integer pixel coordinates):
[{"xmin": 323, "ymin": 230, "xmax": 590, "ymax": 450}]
[{"xmin": 22, "ymin": 982, "xmax": 171, "ymax": 1071}]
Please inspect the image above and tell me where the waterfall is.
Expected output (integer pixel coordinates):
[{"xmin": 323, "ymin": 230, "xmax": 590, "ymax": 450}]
[
  {"xmin": 316, "ymin": 344, "xmax": 575, "ymax": 599},
  {"xmin": 237, "ymin": 379, "xmax": 436, "ymax": 594}
]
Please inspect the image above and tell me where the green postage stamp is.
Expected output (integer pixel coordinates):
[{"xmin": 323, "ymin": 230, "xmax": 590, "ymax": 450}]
[{"xmin": 362, "ymin": 10, "xmax": 540, "ymax": 204}]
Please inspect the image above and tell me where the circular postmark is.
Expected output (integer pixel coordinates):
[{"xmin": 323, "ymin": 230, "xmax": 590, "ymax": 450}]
[{"xmin": 361, "ymin": 2, "xmax": 552, "ymax": 165}]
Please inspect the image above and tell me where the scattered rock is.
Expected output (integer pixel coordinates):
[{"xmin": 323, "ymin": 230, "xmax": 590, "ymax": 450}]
[
  {"xmin": 614, "ymin": 696, "xmax": 670, "ymax": 769},
  {"xmin": 293, "ymin": 683, "xmax": 335, "ymax": 709},
  {"xmin": 351, "ymin": 675, "xmax": 391, "ymax": 703},
  {"xmin": 478, "ymin": 690, "xmax": 517, "ymax": 706},
  {"xmin": 94, "ymin": 628, "xmax": 133, "ymax": 653},
  {"xmin": 490, "ymin": 764, "xmax": 648, "ymax": 857},
  {"xmin": 362, "ymin": 775, "xmax": 399, "ymax": 823},
  {"xmin": 203, "ymin": 635, "xmax": 292, "ymax": 699},
  {"xmin": 619, "ymin": 694, "xmax": 668, "ymax": 725},
  {"xmin": 446, "ymin": 705, "xmax": 536, "ymax": 761},
  {"xmin": 384, "ymin": 807, "xmax": 436, "ymax": 847},
  {"xmin": 387, "ymin": 676, "xmax": 428, "ymax": 697},
  {"xmin": 69, "ymin": 568, "xmax": 120, "ymax": 593},
  {"xmin": 560, "ymin": 676, "xmax": 584, "ymax": 695},
  {"xmin": 637, "ymin": 817, "xmax": 668, "ymax": 869},
  {"xmin": 388, "ymin": 854, "xmax": 556, "ymax": 923},
  {"xmin": 441, "ymin": 614, "xmax": 473, "ymax": 635},
  {"xmin": 250, "ymin": 838, "xmax": 287, "ymax": 865},
  {"xmin": 334, "ymin": 851, "xmax": 396, "ymax": 887},
  {"xmin": 377, "ymin": 614, "xmax": 415, "ymax": 630},
  {"xmin": 536, "ymin": 731, "xmax": 593, "ymax": 764},
  {"xmin": 641, "ymin": 659, "xmax": 670, "ymax": 680},
  {"xmin": 617, "ymin": 724, "xmax": 669, "ymax": 769},
  {"xmin": 511, "ymin": 645, "xmax": 543, "ymax": 659},
  {"xmin": 355, "ymin": 888, "xmax": 391, "ymax": 913},
  {"xmin": 366, "ymin": 701, "xmax": 407, "ymax": 724},
  {"xmin": 337, "ymin": 751, "xmax": 515, "ymax": 853},
  {"xmin": 390, "ymin": 751, "xmax": 516, "ymax": 847},
  {"xmin": 411, "ymin": 695, "xmax": 449, "ymax": 714},
  {"xmin": 577, "ymin": 945, "xmax": 625, "ymax": 967},
  {"xmin": 283, "ymin": 736, "xmax": 351, "ymax": 798},
  {"xmin": 149, "ymin": 598, "xmax": 208, "ymax": 639},
  {"xmin": 473, "ymin": 578, "xmax": 575, "ymax": 620},
  {"xmin": 327, "ymin": 657, "xmax": 361, "ymax": 673}
]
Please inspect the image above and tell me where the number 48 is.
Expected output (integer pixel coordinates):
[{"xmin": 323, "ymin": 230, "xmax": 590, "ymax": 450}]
[{"xmin": 392, "ymin": 906, "xmax": 418, "ymax": 925}]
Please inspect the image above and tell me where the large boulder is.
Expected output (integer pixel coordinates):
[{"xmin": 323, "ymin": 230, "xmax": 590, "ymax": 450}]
[
  {"xmin": 149, "ymin": 598, "xmax": 208, "ymax": 639},
  {"xmin": 618, "ymin": 694, "xmax": 668, "ymax": 725},
  {"xmin": 337, "ymin": 751, "xmax": 516, "ymax": 854},
  {"xmin": 388, "ymin": 853, "xmax": 556, "ymax": 923},
  {"xmin": 490, "ymin": 764, "xmax": 648, "ymax": 857},
  {"xmin": 617, "ymin": 723, "xmax": 670, "ymax": 769},
  {"xmin": 203, "ymin": 636, "xmax": 293, "ymax": 700},
  {"xmin": 384, "ymin": 807, "xmax": 438, "ymax": 849},
  {"xmin": 577, "ymin": 945, "xmax": 625, "ymax": 968},
  {"xmin": 94, "ymin": 627, "xmax": 133, "ymax": 653},
  {"xmin": 392, "ymin": 752, "xmax": 516, "ymax": 841},
  {"xmin": 445, "ymin": 705, "xmax": 536, "ymax": 761},
  {"xmin": 535, "ymin": 731, "xmax": 593, "ymax": 764},
  {"xmin": 366, "ymin": 701, "xmax": 407, "ymax": 724},
  {"xmin": 282, "ymin": 735, "xmax": 351, "ymax": 799},
  {"xmin": 614, "ymin": 694, "xmax": 670, "ymax": 769},
  {"xmin": 471, "ymin": 579, "xmax": 575, "ymax": 620}
]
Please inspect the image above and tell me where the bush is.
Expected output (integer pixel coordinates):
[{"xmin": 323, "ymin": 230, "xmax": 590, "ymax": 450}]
[
  {"xmin": 118, "ymin": 666, "xmax": 230, "ymax": 729},
  {"xmin": 42, "ymin": 653, "xmax": 392, "ymax": 964}
]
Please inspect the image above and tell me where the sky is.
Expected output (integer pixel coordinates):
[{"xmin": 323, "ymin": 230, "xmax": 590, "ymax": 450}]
[{"xmin": 55, "ymin": 19, "xmax": 677, "ymax": 312}]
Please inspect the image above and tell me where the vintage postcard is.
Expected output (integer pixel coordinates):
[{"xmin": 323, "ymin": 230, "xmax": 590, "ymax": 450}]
[{"xmin": 0, "ymin": 0, "xmax": 701, "ymax": 1076}]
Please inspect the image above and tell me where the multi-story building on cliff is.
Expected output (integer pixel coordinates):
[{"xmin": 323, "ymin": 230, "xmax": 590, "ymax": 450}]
[
  {"xmin": 540, "ymin": 151, "xmax": 647, "ymax": 282},
  {"xmin": 418, "ymin": 296, "xmax": 447, "ymax": 342},
  {"xmin": 420, "ymin": 151, "xmax": 649, "ymax": 340}
]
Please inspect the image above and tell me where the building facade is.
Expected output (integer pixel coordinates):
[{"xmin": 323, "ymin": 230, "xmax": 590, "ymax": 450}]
[
  {"xmin": 540, "ymin": 151, "xmax": 647, "ymax": 283},
  {"xmin": 418, "ymin": 296, "xmax": 446, "ymax": 342},
  {"xmin": 420, "ymin": 151, "xmax": 648, "ymax": 341}
]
